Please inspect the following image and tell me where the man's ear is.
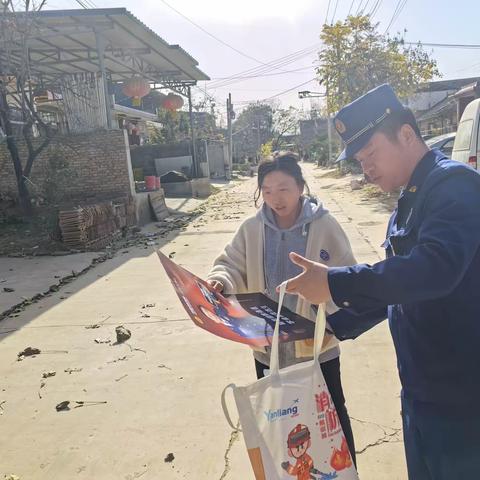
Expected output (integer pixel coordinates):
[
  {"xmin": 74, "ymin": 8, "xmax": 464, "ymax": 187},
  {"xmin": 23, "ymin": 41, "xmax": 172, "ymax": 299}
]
[
  {"xmin": 288, "ymin": 448, "xmax": 294, "ymax": 458},
  {"xmin": 399, "ymin": 124, "xmax": 416, "ymax": 146},
  {"xmin": 307, "ymin": 439, "xmax": 311, "ymax": 449}
]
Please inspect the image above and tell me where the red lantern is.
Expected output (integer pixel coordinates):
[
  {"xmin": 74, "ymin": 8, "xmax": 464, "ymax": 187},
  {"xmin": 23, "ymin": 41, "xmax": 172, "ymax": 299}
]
[
  {"xmin": 122, "ymin": 77, "xmax": 150, "ymax": 107},
  {"xmin": 162, "ymin": 93, "xmax": 184, "ymax": 112}
]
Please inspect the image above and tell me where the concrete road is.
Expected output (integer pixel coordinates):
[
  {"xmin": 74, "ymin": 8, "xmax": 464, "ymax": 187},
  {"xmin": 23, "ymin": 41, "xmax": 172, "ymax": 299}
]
[
  {"xmin": 0, "ymin": 167, "xmax": 407, "ymax": 479},
  {"xmin": 0, "ymin": 253, "xmax": 101, "ymax": 314}
]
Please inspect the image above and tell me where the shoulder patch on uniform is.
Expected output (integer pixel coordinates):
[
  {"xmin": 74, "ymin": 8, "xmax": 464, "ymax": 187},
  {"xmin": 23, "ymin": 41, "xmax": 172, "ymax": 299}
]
[{"xmin": 320, "ymin": 249, "xmax": 330, "ymax": 261}]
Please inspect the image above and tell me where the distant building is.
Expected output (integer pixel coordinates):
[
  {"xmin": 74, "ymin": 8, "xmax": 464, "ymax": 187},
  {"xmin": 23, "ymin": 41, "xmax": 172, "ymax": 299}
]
[
  {"xmin": 299, "ymin": 117, "xmax": 328, "ymax": 147},
  {"xmin": 406, "ymin": 77, "xmax": 480, "ymax": 137}
]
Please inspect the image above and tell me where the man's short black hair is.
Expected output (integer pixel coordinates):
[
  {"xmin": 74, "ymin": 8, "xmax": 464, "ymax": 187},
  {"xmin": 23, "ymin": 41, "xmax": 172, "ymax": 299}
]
[{"xmin": 376, "ymin": 107, "xmax": 423, "ymax": 142}]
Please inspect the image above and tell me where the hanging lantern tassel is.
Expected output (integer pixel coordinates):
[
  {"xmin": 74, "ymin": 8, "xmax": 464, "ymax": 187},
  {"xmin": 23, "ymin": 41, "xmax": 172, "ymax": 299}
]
[{"xmin": 122, "ymin": 77, "xmax": 150, "ymax": 107}]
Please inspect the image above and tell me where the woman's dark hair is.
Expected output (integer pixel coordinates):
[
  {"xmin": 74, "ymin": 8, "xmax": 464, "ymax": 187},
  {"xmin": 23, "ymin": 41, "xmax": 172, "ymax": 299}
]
[{"xmin": 254, "ymin": 151, "xmax": 314, "ymax": 207}]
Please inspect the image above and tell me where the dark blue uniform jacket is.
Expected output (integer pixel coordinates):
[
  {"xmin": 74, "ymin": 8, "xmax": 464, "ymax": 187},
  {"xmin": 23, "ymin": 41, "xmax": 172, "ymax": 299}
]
[{"xmin": 328, "ymin": 149, "xmax": 480, "ymax": 409}]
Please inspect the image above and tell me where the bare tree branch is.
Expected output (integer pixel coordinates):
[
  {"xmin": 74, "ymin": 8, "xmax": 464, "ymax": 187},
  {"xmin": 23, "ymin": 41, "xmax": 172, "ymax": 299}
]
[{"xmin": 22, "ymin": 86, "xmax": 54, "ymax": 177}]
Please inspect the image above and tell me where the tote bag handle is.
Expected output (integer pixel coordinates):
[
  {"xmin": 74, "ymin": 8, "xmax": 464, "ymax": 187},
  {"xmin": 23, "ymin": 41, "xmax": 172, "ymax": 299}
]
[
  {"xmin": 221, "ymin": 383, "xmax": 241, "ymax": 431},
  {"xmin": 270, "ymin": 281, "xmax": 327, "ymax": 377}
]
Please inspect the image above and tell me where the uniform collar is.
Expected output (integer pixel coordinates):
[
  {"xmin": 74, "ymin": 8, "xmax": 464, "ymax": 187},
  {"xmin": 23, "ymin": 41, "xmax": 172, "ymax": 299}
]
[{"xmin": 404, "ymin": 149, "xmax": 441, "ymax": 194}]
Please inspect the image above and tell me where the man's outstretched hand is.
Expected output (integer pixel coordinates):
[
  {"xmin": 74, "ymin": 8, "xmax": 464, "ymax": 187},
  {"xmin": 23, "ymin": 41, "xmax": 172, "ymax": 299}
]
[{"xmin": 278, "ymin": 252, "xmax": 332, "ymax": 305}]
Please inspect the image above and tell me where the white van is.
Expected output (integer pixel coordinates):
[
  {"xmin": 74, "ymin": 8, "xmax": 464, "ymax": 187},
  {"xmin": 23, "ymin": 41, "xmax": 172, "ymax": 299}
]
[{"xmin": 451, "ymin": 98, "xmax": 480, "ymax": 169}]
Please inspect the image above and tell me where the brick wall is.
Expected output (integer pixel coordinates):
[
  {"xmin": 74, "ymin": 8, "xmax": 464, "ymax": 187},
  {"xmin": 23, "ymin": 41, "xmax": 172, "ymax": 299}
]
[{"xmin": 0, "ymin": 130, "xmax": 133, "ymax": 203}]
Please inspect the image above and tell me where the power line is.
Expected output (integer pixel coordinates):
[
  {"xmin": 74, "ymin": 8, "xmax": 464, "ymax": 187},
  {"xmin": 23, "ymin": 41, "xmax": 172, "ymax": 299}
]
[
  {"xmin": 384, "ymin": 0, "xmax": 407, "ymax": 34},
  {"xmin": 368, "ymin": 0, "xmax": 378, "ymax": 15},
  {"xmin": 210, "ymin": 66, "xmax": 314, "ymax": 82},
  {"xmin": 355, "ymin": 0, "xmax": 364, "ymax": 15},
  {"xmin": 325, "ymin": 0, "xmax": 332, "ymax": 24},
  {"xmin": 210, "ymin": 53, "xmax": 317, "ymax": 88},
  {"xmin": 74, "ymin": 0, "xmax": 96, "ymax": 8},
  {"xmin": 193, "ymin": 82, "xmax": 216, "ymax": 105},
  {"xmin": 209, "ymin": 41, "xmax": 480, "ymax": 95},
  {"xmin": 262, "ymin": 77, "xmax": 318, "ymax": 102},
  {"xmin": 360, "ymin": 0, "xmax": 370, "ymax": 14},
  {"xmin": 222, "ymin": 87, "xmax": 303, "ymax": 92},
  {"xmin": 348, "ymin": 0, "xmax": 356, "ymax": 15},
  {"xmin": 161, "ymin": 0, "xmax": 320, "ymax": 87},
  {"xmin": 160, "ymin": 0, "xmax": 318, "ymax": 84},
  {"xmin": 209, "ymin": 45, "xmax": 317, "ymax": 85},
  {"xmin": 391, "ymin": 0, "xmax": 408, "ymax": 27},
  {"xmin": 208, "ymin": 44, "xmax": 319, "ymax": 89},
  {"xmin": 74, "ymin": 0, "xmax": 88, "ymax": 8},
  {"xmin": 370, "ymin": 0, "xmax": 382, "ymax": 18},
  {"xmin": 384, "ymin": 0, "xmax": 402, "ymax": 33},
  {"xmin": 331, "ymin": 0, "xmax": 340, "ymax": 23},
  {"xmin": 234, "ymin": 77, "xmax": 319, "ymax": 105},
  {"xmin": 404, "ymin": 41, "xmax": 480, "ymax": 49},
  {"xmin": 160, "ymin": 0, "xmax": 276, "ymax": 68}
]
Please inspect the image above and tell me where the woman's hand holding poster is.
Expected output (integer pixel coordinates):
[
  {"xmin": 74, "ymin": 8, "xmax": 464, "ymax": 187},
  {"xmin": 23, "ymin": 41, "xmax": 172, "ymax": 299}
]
[{"xmin": 158, "ymin": 251, "xmax": 315, "ymax": 347}]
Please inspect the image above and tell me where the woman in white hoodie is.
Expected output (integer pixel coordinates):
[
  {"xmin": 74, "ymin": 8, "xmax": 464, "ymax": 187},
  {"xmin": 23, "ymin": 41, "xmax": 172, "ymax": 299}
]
[{"xmin": 207, "ymin": 152, "xmax": 356, "ymax": 461}]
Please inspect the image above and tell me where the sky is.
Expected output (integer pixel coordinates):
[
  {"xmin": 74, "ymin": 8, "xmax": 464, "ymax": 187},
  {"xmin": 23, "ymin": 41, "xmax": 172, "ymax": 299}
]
[{"xmin": 45, "ymin": 0, "xmax": 480, "ymax": 122}]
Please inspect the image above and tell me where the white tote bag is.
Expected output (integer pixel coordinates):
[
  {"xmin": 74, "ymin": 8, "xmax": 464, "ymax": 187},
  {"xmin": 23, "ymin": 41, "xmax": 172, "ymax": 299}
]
[{"xmin": 222, "ymin": 283, "xmax": 359, "ymax": 480}]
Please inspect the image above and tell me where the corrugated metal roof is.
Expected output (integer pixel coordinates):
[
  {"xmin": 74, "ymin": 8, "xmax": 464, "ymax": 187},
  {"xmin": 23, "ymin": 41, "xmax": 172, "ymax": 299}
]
[
  {"xmin": 417, "ymin": 94, "xmax": 456, "ymax": 121},
  {"xmin": 0, "ymin": 8, "xmax": 209, "ymax": 84},
  {"xmin": 417, "ymin": 77, "xmax": 480, "ymax": 93},
  {"xmin": 453, "ymin": 81, "xmax": 480, "ymax": 99}
]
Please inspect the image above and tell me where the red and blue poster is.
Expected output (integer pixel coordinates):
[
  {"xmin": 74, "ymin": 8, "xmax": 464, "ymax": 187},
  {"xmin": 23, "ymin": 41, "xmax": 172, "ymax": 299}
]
[{"xmin": 158, "ymin": 251, "xmax": 315, "ymax": 347}]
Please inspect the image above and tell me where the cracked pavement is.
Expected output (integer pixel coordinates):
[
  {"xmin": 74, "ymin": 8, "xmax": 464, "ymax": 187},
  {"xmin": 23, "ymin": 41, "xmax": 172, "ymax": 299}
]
[{"xmin": 0, "ymin": 166, "xmax": 407, "ymax": 478}]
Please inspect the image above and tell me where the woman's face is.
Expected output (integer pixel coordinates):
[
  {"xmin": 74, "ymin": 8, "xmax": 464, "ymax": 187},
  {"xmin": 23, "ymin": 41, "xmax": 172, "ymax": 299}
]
[{"xmin": 261, "ymin": 170, "xmax": 303, "ymax": 219}]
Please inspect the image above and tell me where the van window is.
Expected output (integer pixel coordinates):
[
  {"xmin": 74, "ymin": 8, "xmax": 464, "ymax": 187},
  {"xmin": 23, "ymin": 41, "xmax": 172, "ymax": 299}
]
[
  {"xmin": 455, "ymin": 120, "xmax": 473, "ymax": 150},
  {"xmin": 443, "ymin": 139, "xmax": 454, "ymax": 150}
]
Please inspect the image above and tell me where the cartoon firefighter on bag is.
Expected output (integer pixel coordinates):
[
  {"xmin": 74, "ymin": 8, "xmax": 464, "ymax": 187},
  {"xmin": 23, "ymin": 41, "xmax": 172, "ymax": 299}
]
[{"xmin": 281, "ymin": 424, "xmax": 315, "ymax": 480}]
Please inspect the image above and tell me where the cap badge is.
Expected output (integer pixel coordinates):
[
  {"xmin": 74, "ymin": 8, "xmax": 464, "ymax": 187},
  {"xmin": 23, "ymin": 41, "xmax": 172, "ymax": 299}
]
[{"xmin": 335, "ymin": 119, "xmax": 346, "ymax": 134}]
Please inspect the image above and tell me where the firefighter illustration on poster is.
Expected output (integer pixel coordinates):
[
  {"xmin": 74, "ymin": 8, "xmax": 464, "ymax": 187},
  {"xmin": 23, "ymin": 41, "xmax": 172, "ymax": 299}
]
[{"xmin": 281, "ymin": 424, "xmax": 314, "ymax": 480}]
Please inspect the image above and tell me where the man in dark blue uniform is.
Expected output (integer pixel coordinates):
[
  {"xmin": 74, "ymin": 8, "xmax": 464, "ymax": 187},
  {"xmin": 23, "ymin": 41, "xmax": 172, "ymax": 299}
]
[{"xmin": 283, "ymin": 84, "xmax": 480, "ymax": 479}]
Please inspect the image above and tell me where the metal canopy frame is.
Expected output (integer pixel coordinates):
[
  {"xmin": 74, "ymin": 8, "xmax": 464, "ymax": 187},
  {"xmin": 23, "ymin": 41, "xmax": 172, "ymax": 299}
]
[
  {"xmin": 0, "ymin": 8, "xmax": 208, "ymax": 175},
  {"xmin": 0, "ymin": 8, "xmax": 209, "ymax": 91}
]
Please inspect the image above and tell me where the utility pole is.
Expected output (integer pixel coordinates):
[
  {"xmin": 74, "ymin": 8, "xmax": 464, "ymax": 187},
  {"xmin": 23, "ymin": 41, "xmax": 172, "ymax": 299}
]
[
  {"xmin": 187, "ymin": 86, "xmax": 198, "ymax": 178},
  {"xmin": 226, "ymin": 93, "xmax": 233, "ymax": 180},
  {"xmin": 326, "ymin": 83, "xmax": 333, "ymax": 165},
  {"xmin": 94, "ymin": 29, "xmax": 112, "ymax": 130},
  {"xmin": 256, "ymin": 116, "xmax": 261, "ymax": 162},
  {"xmin": 298, "ymin": 84, "xmax": 333, "ymax": 165}
]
